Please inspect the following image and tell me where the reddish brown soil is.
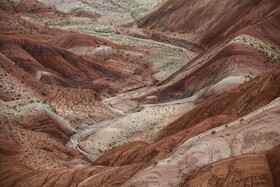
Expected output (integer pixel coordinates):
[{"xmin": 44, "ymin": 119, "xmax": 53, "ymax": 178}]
[
  {"xmin": 94, "ymin": 115, "xmax": 237, "ymax": 167},
  {"xmin": 17, "ymin": 113, "xmax": 71, "ymax": 144},
  {"xmin": 1, "ymin": 0, "xmax": 280, "ymax": 186},
  {"xmin": 121, "ymin": 0, "xmax": 280, "ymax": 52},
  {"xmin": 70, "ymin": 8, "xmax": 101, "ymax": 19},
  {"xmin": 0, "ymin": 53, "xmax": 55, "ymax": 101},
  {"xmin": 49, "ymin": 33, "xmax": 123, "ymax": 50},
  {"xmin": 265, "ymin": 147, "xmax": 280, "ymax": 186},
  {"xmin": 184, "ymin": 154, "xmax": 274, "ymax": 187},
  {"xmin": 130, "ymin": 7, "xmax": 280, "ymax": 107},
  {"xmin": 0, "ymin": 6, "xmax": 155, "ymax": 99},
  {"xmin": 91, "ymin": 64, "xmax": 280, "ymax": 185},
  {"xmin": 146, "ymin": 43, "xmax": 276, "ymax": 103},
  {"xmin": 0, "ymin": 4, "xmax": 153, "ymax": 185},
  {"xmin": 15, "ymin": 0, "xmax": 61, "ymax": 15},
  {"xmin": 0, "ymin": 26, "xmax": 154, "ymax": 95},
  {"xmin": 185, "ymin": 147, "xmax": 280, "ymax": 187},
  {"xmin": 159, "ymin": 65, "xmax": 280, "ymax": 139},
  {"xmin": 0, "ymin": 0, "xmax": 13, "ymax": 12},
  {"xmin": 0, "ymin": 162, "xmax": 147, "ymax": 187},
  {"xmin": 0, "ymin": 34, "xmax": 119, "ymax": 85},
  {"xmin": 0, "ymin": 118, "xmax": 90, "ymax": 171},
  {"xmin": 239, "ymin": 9, "xmax": 280, "ymax": 48}
]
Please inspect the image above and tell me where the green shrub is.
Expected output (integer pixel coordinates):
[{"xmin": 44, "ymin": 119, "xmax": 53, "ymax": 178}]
[{"xmin": 153, "ymin": 161, "xmax": 158, "ymax": 166}]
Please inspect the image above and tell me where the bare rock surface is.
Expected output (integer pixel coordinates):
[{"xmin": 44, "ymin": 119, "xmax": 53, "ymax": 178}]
[
  {"xmin": 123, "ymin": 98, "xmax": 280, "ymax": 186},
  {"xmin": 184, "ymin": 155, "xmax": 274, "ymax": 187}
]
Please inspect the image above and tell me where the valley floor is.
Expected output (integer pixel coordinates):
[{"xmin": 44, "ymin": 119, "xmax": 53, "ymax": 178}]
[{"xmin": 0, "ymin": 0, "xmax": 280, "ymax": 186}]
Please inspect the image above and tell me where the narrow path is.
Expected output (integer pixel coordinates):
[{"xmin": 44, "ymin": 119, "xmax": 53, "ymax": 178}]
[{"xmin": 67, "ymin": 122, "xmax": 110, "ymax": 161}]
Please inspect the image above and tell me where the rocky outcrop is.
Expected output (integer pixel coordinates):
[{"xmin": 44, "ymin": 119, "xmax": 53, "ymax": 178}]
[
  {"xmin": 127, "ymin": 0, "xmax": 280, "ymax": 50},
  {"xmin": 265, "ymin": 147, "xmax": 280, "ymax": 186},
  {"xmin": 185, "ymin": 146, "xmax": 280, "ymax": 187},
  {"xmin": 69, "ymin": 8, "xmax": 101, "ymax": 19},
  {"xmin": 159, "ymin": 65, "xmax": 280, "ymax": 139},
  {"xmin": 184, "ymin": 155, "xmax": 274, "ymax": 187},
  {"xmin": 149, "ymin": 41, "xmax": 277, "ymax": 103},
  {"xmin": 123, "ymin": 98, "xmax": 280, "ymax": 186}
]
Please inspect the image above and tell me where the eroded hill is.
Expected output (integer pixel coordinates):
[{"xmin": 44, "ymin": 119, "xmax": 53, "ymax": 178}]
[{"xmin": 0, "ymin": 0, "xmax": 280, "ymax": 186}]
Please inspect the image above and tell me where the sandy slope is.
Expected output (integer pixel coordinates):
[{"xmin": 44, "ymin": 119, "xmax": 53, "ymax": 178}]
[
  {"xmin": 122, "ymin": 0, "xmax": 280, "ymax": 51},
  {"xmin": 123, "ymin": 97, "xmax": 280, "ymax": 186},
  {"xmin": 77, "ymin": 35, "xmax": 279, "ymax": 161}
]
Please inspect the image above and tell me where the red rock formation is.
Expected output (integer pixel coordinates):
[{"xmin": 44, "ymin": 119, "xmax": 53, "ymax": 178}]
[
  {"xmin": 125, "ymin": 0, "xmax": 280, "ymax": 50},
  {"xmin": 0, "ymin": 118, "xmax": 89, "ymax": 171},
  {"xmin": 0, "ymin": 35, "xmax": 117, "ymax": 83},
  {"xmin": 238, "ymin": 8, "xmax": 280, "ymax": 48},
  {"xmin": 184, "ymin": 147, "xmax": 280, "ymax": 187},
  {"xmin": 94, "ymin": 115, "xmax": 237, "ymax": 167},
  {"xmin": 18, "ymin": 113, "xmax": 71, "ymax": 144},
  {"xmin": 0, "ymin": 162, "xmax": 146, "ymax": 187},
  {"xmin": 0, "ymin": 53, "xmax": 54, "ymax": 101},
  {"xmin": 184, "ymin": 154, "xmax": 274, "ymax": 187},
  {"xmin": 49, "ymin": 33, "xmax": 119, "ymax": 51},
  {"xmin": 159, "ymin": 65, "xmax": 280, "ymax": 139},
  {"xmin": 149, "ymin": 43, "xmax": 276, "ymax": 103},
  {"xmin": 70, "ymin": 8, "xmax": 101, "ymax": 19},
  {"xmin": 1, "ymin": 0, "xmax": 280, "ymax": 186},
  {"xmin": 265, "ymin": 147, "xmax": 280, "ymax": 186},
  {"xmin": 15, "ymin": 0, "xmax": 60, "ymax": 15},
  {"xmin": 0, "ymin": 5, "xmax": 155, "ymax": 94}
]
